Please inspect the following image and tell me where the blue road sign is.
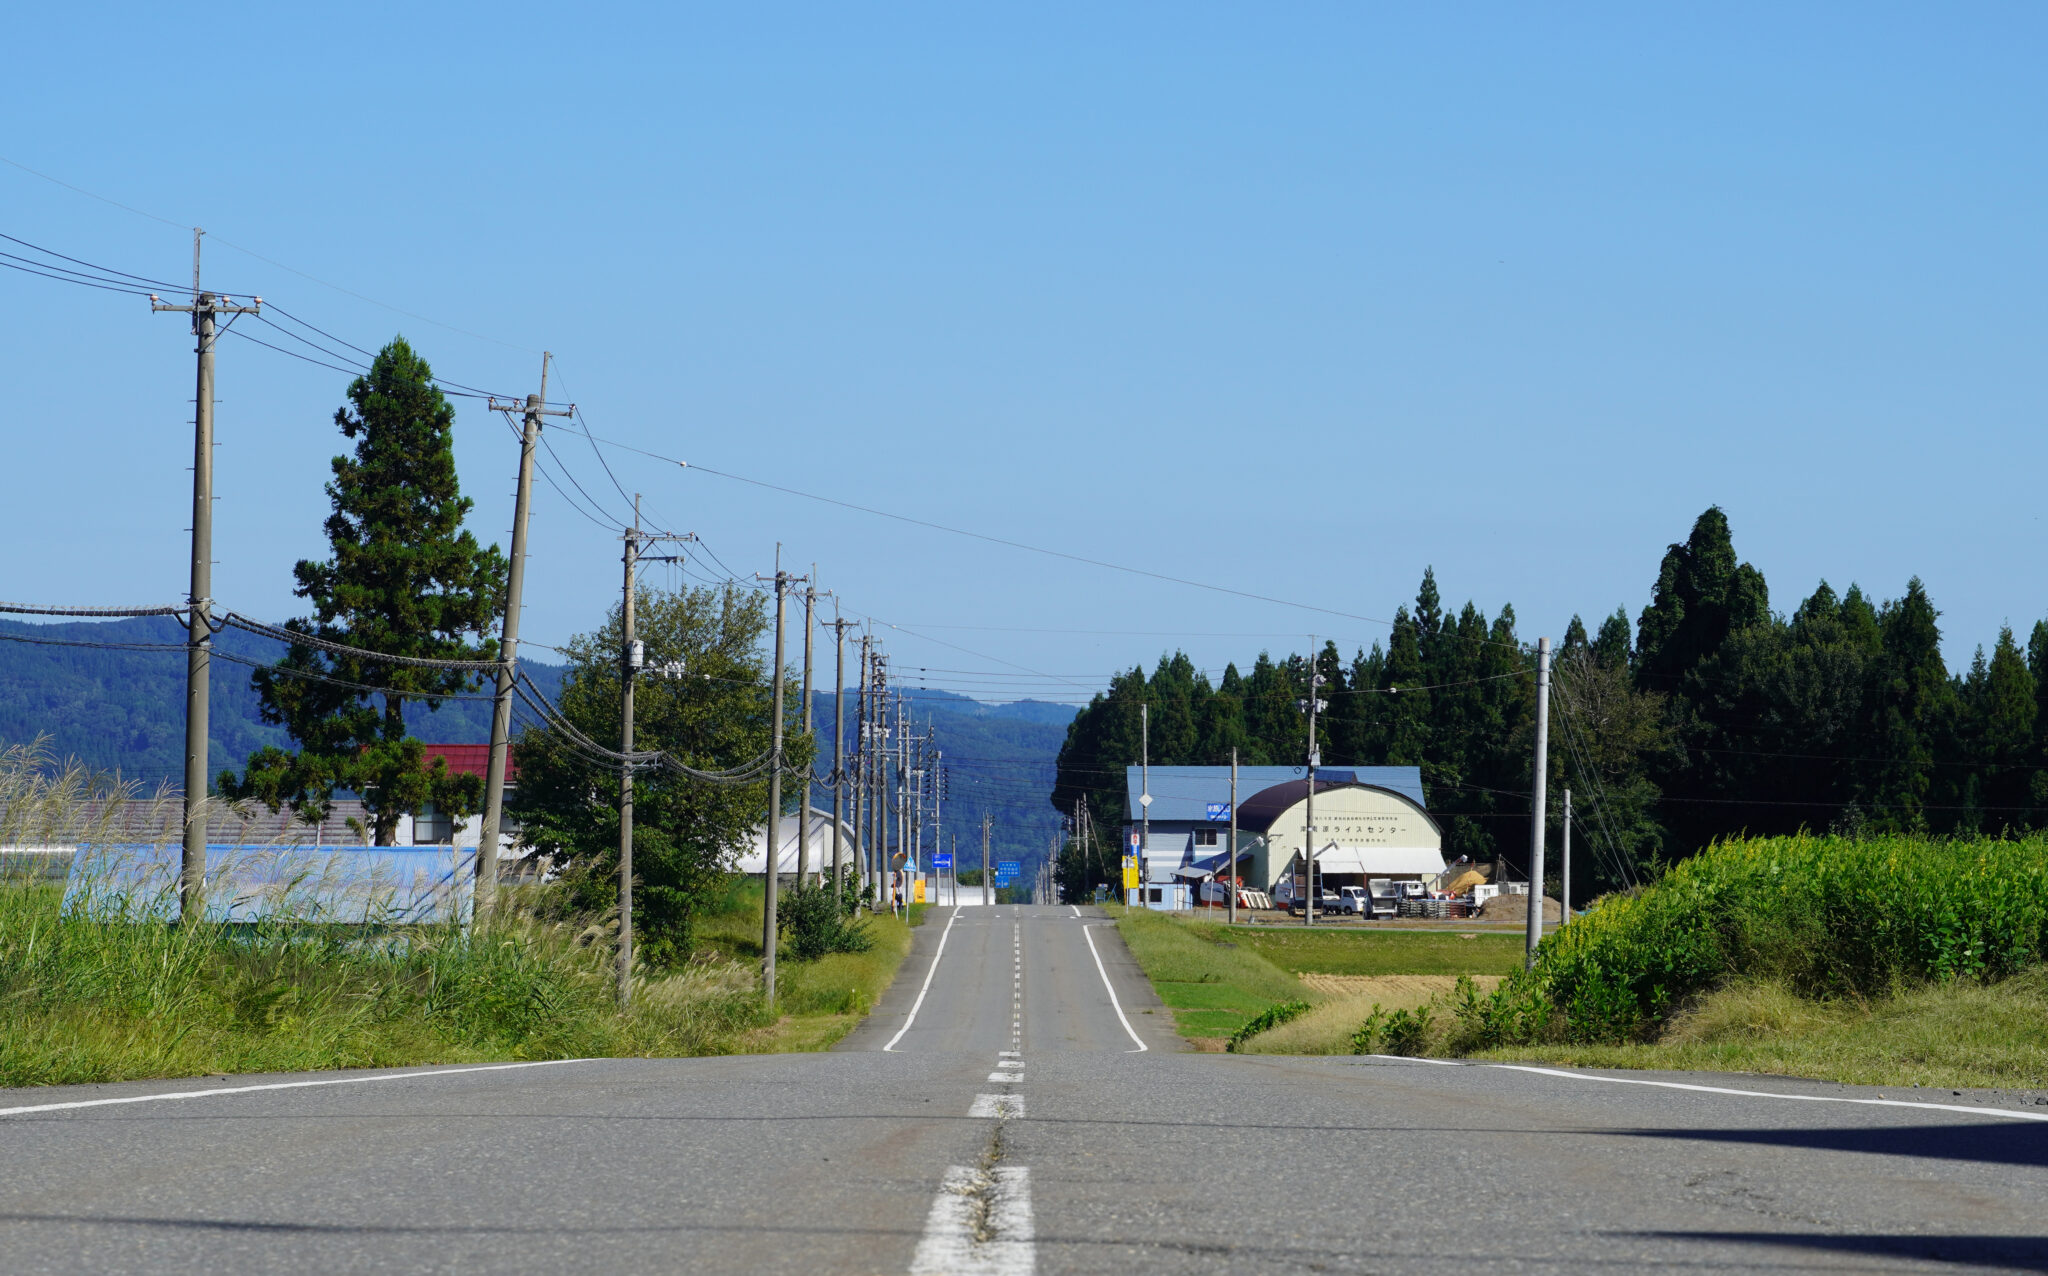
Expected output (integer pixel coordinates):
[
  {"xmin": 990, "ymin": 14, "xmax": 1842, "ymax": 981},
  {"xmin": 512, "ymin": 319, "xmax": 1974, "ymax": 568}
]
[
  {"xmin": 934, "ymin": 854, "xmax": 953, "ymax": 868},
  {"xmin": 998, "ymin": 860, "xmax": 1021, "ymax": 873},
  {"xmin": 1206, "ymin": 802, "xmax": 1232, "ymax": 821}
]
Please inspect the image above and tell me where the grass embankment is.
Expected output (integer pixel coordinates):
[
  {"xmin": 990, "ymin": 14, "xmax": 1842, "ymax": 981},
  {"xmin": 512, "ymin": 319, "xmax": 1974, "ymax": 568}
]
[
  {"xmin": 1160, "ymin": 833, "xmax": 2048, "ymax": 1090},
  {"xmin": 0, "ymin": 875, "xmax": 922, "ymax": 1089},
  {"xmin": 1455, "ymin": 832, "xmax": 2048, "ymax": 1089},
  {"xmin": 1111, "ymin": 908, "xmax": 1305, "ymax": 1046},
  {"xmin": 1113, "ymin": 907, "xmax": 1509, "ymax": 1051},
  {"xmin": 1472, "ymin": 971, "xmax": 2048, "ymax": 1089}
]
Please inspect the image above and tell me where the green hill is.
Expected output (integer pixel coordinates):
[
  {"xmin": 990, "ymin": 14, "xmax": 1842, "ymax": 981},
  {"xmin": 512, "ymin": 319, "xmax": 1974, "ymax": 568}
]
[
  {"xmin": 0, "ymin": 620, "xmax": 1071, "ymax": 883},
  {"xmin": 0, "ymin": 617, "xmax": 563, "ymax": 785}
]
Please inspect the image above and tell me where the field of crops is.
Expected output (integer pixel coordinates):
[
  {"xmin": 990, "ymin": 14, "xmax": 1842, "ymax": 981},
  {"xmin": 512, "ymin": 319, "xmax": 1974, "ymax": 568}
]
[{"xmin": 1471, "ymin": 832, "xmax": 2048, "ymax": 1045}]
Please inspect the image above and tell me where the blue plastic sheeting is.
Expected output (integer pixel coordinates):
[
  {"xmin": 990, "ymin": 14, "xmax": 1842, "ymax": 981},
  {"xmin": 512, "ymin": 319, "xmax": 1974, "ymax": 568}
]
[{"xmin": 63, "ymin": 844, "xmax": 476, "ymax": 924}]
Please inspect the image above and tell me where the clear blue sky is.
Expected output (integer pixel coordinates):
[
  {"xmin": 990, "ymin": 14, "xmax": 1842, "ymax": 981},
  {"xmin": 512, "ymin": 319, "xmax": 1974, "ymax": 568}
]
[{"xmin": 5, "ymin": 4, "xmax": 2043, "ymax": 703}]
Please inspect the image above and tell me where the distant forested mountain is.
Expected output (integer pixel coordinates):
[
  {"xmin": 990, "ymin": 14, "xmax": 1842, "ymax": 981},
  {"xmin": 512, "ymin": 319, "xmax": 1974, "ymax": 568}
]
[
  {"xmin": 0, "ymin": 617, "xmax": 1072, "ymax": 877},
  {"xmin": 806, "ymin": 688, "xmax": 1075, "ymax": 875},
  {"xmin": 0, "ymin": 617, "xmax": 564, "ymax": 785}
]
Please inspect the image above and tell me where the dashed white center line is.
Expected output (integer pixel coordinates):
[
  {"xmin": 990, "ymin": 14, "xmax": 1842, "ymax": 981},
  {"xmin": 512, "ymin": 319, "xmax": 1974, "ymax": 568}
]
[
  {"xmin": 988, "ymin": 1071, "xmax": 1024, "ymax": 1083},
  {"xmin": 911, "ymin": 1165, "xmax": 1033, "ymax": 1276},
  {"xmin": 969, "ymin": 1093, "xmax": 1026, "ymax": 1118}
]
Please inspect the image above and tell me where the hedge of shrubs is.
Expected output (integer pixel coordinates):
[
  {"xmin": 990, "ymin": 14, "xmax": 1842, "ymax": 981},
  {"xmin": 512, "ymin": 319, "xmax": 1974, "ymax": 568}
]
[{"xmin": 1458, "ymin": 832, "xmax": 2048, "ymax": 1046}]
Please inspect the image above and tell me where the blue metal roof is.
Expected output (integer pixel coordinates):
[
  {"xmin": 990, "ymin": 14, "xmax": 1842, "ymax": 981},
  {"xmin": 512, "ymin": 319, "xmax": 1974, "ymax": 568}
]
[{"xmin": 1125, "ymin": 765, "xmax": 1426, "ymax": 821}]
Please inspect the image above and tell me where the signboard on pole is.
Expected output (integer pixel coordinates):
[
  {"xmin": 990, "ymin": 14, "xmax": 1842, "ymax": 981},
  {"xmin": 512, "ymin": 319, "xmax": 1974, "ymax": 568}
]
[
  {"xmin": 1205, "ymin": 802, "xmax": 1231, "ymax": 822},
  {"xmin": 933, "ymin": 854, "xmax": 953, "ymax": 869},
  {"xmin": 1121, "ymin": 856, "xmax": 1140, "ymax": 890}
]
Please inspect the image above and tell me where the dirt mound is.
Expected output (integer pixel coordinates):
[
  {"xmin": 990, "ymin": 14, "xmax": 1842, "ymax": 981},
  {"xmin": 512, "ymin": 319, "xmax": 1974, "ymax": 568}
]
[{"xmin": 1477, "ymin": 893, "xmax": 1562, "ymax": 922}]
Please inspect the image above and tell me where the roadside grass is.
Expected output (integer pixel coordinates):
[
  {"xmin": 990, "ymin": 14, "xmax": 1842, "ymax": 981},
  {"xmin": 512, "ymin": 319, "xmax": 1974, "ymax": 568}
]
[
  {"xmin": 0, "ymin": 867, "xmax": 920, "ymax": 1088},
  {"xmin": 1111, "ymin": 907, "xmax": 1308, "ymax": 1045},
  {"xmin": 1112, "ymin": 910, "xmax": 1535, "ymax": 1051},
  {"xmin": 1229, "ymin": 927, "xmax": 1525, "ymax": 977},
  {"xmin": 1239, "ymin": 976, "xmax": 1504, "ymax": 1055},
  {"xmin": 1472, "ymin": 970, "xmax": 2048, "ymax": 1090},
  {"xmin": 756, "ymin": 902, "xmax": 926, "ymax": 1051}
]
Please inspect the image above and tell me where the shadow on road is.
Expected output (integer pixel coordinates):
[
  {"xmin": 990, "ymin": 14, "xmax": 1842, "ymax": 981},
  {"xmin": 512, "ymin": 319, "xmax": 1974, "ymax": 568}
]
[
  {"xmin": 1631, "ymin": 1231, "xmax": 2048, "ymax": 1272},
  {"xmin": 1614, "ymin": 1122, "xmax": 2048, "ymax": 1169}
]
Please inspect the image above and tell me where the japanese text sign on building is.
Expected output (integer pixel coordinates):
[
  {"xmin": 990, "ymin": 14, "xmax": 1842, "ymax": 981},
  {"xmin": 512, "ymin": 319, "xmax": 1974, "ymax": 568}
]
[{"xmin": 1205, "ymin": 802, "xmax": 1231, "ymax": 822}]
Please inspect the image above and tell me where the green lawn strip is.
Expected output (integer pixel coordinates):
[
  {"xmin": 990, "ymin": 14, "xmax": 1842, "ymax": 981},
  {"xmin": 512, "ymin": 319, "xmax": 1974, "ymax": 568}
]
[
  {"xmin": 1229, "ymin": 926, "xmax": 1524, "ymax": 976},
  {"xmin": 1111, "ymin": 910, "xmax": 1531, "ymax": 1050},
  {"xmin": 1112, "ymin": 907, "xmax": 1318, "ymax": 1042}
]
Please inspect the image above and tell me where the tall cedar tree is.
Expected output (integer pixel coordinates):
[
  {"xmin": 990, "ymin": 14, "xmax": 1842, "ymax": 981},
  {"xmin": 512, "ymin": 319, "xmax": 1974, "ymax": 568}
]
[{"xmin": 224, "ymin": 339, "xmax": 506, "ymax": 844}]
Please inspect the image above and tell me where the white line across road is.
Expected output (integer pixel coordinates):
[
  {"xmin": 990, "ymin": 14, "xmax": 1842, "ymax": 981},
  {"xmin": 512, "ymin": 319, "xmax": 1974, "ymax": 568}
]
[
  {"xmin": 884, "ymin": 906, "xmax": 962, "ymax": 1053},
  {"xmin": 909, "ymin": 1164, "xmax": 1033, "ymax": 1276},
  {"xmin": 0, "ymin": 1059, "xmax": 589, "ymax": 1119},
  {"xmin": 1081, "ymin": 923, "xmax": 1147, "ymax": 1053}
]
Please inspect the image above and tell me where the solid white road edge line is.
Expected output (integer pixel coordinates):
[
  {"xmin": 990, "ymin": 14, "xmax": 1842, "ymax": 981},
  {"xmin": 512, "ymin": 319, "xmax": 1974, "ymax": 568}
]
[
  {"xmin": 1488, "ymin": 1062, "xmax": 2048, "ymax": 1123},
  {"xmin": 1082, "ymin": 923, "xmax": 1148, "ymax": 1053},
  {"xmin": 909, "ymin": 1164, "xmax": 1033, "ymax": 1276},
  {"xmin": 0, "ymin": 1058, "xmax": 590, "ymax": 1119},
  {"xmin": 884, "ymin": 906, "xmax": 963, "ymax": 1053},
  {"xmin": 1364, "ymin": 1054, "xmax": 2048, "ymax": 1124}
]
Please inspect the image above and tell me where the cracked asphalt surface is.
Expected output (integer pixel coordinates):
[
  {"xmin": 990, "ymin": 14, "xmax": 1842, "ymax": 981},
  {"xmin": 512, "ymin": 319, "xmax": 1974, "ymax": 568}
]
[{"xmin": 1, "ymin": 904, "xmax": 2043, "ymax": 1273}]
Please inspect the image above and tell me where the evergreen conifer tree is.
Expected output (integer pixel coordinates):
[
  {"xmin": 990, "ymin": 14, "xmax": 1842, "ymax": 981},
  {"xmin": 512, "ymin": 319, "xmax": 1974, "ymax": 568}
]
[
  {"xmin": 1862, "ymin": 578, "xmax": 1950, "ymax": 831},
  {"xmin": 224, "ymin": 338, "xmax": 506, "ymax": 844}
]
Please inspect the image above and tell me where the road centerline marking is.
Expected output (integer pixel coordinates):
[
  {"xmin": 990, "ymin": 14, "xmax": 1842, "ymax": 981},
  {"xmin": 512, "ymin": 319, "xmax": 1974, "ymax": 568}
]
[
  {"xmin": 969, "ymin": 1093, "xmax": 1026, "ymax": 1118},
  {"xmin": 910, "ymin": 1164, "xmax": 1033, "ymax": 1276}
]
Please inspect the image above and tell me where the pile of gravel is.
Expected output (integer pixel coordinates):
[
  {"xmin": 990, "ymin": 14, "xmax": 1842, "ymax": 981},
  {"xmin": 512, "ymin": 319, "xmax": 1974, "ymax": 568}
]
[{"xmin": 1477, "ymin": 893, "xmax": 1562, "ymax": 923}]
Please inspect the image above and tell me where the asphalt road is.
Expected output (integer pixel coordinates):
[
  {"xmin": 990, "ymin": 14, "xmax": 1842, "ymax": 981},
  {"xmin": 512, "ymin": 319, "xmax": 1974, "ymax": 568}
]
[{"xmin": 3, "ymin": 904, "xmax": 2045, "ymax": 1273}]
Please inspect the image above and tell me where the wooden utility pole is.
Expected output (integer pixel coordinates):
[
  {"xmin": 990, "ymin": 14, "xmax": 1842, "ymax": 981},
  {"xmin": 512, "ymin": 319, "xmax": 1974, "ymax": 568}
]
[
  {"xmin": 852, "ymin": 637, "xmax": 869, "ymax": 903},
  {"xmin": 828, "ymin": 613, "xmax": 855, "ymax": 910},
  {"xmin": 872, "ymin": 652, "xmax": 889, "ymax": 907},
  {"xmin": 796, "ymin": 571, "xmax": 817, "ymax": 885},
  {"xmin": 981, "ymin": 811, "xmax": 992, "ymax": 907},
  {"xmin": 754, "ymin": 551, "xmax": 806, "ymax": 1001},
  {"xmin": 1228, "ymin": 749, "xmax": 1239, "ymax": 926},
  {"xmin": 151, "ymin": 230, "xmax": 259, "ymax": 923},
  {"xmin": 478, "ymin": 360, "xmax": 569, "ymax": 918},
  {"xmin": 1301, "ymin": 659, "xmax": 1327, "ymax": 927},
  {"xmin": 1526, "ymin": 636, "xmax": 1552, "ymax": 968},
  {"xmin": 616, "ymin": 496, "xmax": 687, "ymax": 1006},
  {"xmin": 1138, "ymin": 703, "xmax": 1149, "ymax": 909},
  {"xmin": 1561, "ymin": 788, "xmax": 1572, "ymax": 925}
]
